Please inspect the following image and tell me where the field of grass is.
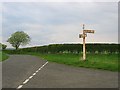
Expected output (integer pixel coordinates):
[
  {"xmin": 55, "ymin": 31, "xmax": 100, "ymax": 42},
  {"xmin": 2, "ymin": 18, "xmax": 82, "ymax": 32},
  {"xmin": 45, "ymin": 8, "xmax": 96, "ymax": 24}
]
[
  {"xmin": 0, "ymin": 52, "xmax": 9, "ymax": 62},
  {"xmin": 29, "ymin": 53, "xmax": 118, "ymax": 71}
]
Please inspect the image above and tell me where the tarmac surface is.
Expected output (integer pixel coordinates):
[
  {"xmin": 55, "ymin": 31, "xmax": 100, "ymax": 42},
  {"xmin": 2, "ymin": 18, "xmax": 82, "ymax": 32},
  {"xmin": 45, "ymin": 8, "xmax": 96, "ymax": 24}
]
[
  {"xmin": 2, "ymin": 55, "xmax": 118, "ymax": 89},
  {"xmin": 0, "ymin": 62, "xmax": 2, "ymax": 90}
]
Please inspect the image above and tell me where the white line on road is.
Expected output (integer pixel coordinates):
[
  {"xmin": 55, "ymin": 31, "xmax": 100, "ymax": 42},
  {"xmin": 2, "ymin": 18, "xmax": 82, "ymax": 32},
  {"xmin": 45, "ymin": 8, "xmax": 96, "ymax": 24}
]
[
  {"xmin": 35, "ymin": 70, "xmax": 39, "ymax": 73},
  {"xmin": 32, "ymin": 73, "xmax": 36, "ymax": 76},
  {"xmin": 23, "ymin": 79, "xmax": 29, "ymax": 84},
  {"xmin": 17, "ymin": 85, "xmax": 23, "ymax": 89},
  {"xmin": 29, "ymin": 76, "xmax": 33, "ymax": 79},
  {"xmin": 17, "ymin": 61, "xmax": 48, "ymax": 89}
]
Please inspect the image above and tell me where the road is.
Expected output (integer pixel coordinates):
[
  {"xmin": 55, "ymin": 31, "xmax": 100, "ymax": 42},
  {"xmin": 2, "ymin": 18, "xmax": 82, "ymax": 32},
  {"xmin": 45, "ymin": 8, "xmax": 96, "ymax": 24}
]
[
  {"xmin": 2, "ymin": 55, "xmax": 118, "ymax": 89},
  {"xmin": 0, "ymin": 62, "xmax": 2, "ymax": 90}
]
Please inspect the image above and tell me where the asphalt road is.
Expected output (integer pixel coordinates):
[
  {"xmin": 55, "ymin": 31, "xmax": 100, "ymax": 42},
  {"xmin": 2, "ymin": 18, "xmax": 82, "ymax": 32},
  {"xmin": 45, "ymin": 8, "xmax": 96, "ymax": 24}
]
[
  {"xmin": 0, "ymin": 62, "xmax": 2, "ymax": 90},
  {"xmin": 2, "ymin": 55, "xmax": 118, "ymax": 89}
]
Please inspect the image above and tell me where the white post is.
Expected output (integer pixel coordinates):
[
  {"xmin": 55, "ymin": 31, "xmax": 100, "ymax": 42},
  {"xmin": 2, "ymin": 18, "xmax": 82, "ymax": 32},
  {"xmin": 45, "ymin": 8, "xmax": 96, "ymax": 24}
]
[
  {"xmin": 79, "ymin": 24, "xmax": 95, "ymax": 61},
  {"xmin": 83, "ymin": 31, "xmax": 86, "ymax": 60}
]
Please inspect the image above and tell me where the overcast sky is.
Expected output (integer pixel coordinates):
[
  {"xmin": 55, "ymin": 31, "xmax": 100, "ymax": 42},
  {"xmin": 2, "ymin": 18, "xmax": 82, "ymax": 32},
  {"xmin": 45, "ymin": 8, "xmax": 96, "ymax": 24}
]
[{"xmin": 1, "ymin": 2, "xmax": 118, "ymax": 48}]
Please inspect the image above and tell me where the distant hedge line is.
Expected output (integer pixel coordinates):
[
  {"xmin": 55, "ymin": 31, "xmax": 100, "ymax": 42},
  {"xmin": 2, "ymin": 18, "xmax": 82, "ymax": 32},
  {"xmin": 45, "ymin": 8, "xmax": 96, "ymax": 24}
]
[{"xmin": 3, "ymin": 43, "xmax": 119, "ymax": 54}]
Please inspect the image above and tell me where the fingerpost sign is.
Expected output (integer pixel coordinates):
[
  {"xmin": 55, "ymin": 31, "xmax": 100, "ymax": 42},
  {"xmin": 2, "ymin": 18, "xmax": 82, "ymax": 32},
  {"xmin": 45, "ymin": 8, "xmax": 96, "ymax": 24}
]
[{"xmin": 79, "ymin": 24, "xmax": 95, "ymax": 61}]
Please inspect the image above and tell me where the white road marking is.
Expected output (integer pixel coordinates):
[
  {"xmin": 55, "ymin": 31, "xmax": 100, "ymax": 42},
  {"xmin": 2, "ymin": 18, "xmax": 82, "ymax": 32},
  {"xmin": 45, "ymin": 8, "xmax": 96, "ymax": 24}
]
[
  {"xmin": 17, "ymin": 61, "xmax": 48, "ymax": 89},
  {"xmin": 38, "ymin": 68, "xmax": 41, "ymax": 71},
  {"xmin": 32, "ymin": 73, "xmax": 36, "ymax": 76},
  {"xmin": 17, "ymin": 85, "xmax": 23, "ymax": 89},
  {"xmin": 35, "ymin": 70, "xmax": 39, "ymax": 73},
  {"xmin": 23, "ymin": 79, "xmax": 29, "ymax": 84},
  {"xmin": 29, "ymin": 76, "xmax": 33, "ymax": 79}
]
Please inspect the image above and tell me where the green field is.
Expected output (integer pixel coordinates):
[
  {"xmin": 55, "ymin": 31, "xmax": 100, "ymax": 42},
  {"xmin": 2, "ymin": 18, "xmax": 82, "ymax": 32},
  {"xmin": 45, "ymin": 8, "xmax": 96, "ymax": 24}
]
[
  {"xmin": 0, "ymin": 52, "xmax": 9, "ymax": 62},
  {"xmin": 29, "ymin": 53, "xmax": 118, "ymax": 71}
]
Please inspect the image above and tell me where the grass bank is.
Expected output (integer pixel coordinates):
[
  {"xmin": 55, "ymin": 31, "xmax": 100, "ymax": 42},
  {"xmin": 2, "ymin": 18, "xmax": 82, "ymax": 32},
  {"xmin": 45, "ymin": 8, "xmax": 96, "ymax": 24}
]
[
  {"xmin": 29, "ymin": 53, "xmax": 118, "ymax": 72},
  {"xmin": 0, "ymin": 52, "xmax": 9, "ymax": 62}
]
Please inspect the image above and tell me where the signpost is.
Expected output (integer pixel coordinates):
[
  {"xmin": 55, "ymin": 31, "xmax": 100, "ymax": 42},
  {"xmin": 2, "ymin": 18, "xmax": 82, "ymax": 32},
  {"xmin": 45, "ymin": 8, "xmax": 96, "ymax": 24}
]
[{"xmin": 79, "ymin": 24, "xmax": 95, "ymax": 61}]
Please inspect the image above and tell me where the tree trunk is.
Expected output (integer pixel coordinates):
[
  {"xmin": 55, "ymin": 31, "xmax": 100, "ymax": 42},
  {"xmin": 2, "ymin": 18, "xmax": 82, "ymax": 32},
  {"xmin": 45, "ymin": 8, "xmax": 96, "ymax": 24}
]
[{"xmin": 15, "ymin": 45, "xmax": 19, "ymax": 50}]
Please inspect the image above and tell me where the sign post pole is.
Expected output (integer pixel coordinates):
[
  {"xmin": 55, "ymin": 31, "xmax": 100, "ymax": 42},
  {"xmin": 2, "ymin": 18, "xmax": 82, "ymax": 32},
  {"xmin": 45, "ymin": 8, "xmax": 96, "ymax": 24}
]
[
  {"xmin": 79, "ymin": 24, "xmax": 95, "ymax": 61},
  {"xmin": 83, "ymin": 27, "xmax": 86, "ymax": 60}
]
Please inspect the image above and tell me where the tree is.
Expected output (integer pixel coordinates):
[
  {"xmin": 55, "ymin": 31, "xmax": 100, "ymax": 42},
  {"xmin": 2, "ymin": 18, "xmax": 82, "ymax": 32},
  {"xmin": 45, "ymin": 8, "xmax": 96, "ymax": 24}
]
[
  {"xmin": 7, "ymin": 31, "xmax": 31, "ymax": 50},
  {"xmin": 0, "ymin": 43, "xmax": 7, "ymax": 50},
  {"xmin": 2, "ymin": 44, "xmax": 7, "ymax": 50}
]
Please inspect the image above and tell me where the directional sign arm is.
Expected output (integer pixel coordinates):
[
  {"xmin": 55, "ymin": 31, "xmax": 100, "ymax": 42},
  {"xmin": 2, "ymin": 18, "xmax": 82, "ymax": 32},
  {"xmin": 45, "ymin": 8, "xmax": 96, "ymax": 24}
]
[
  {"xmin": 83, "ymin": 30, "xmax": 95, "ymax": 33},
  {"xmin": 79, "ymin": 34, "xmax": 87, "ymax": 38}
]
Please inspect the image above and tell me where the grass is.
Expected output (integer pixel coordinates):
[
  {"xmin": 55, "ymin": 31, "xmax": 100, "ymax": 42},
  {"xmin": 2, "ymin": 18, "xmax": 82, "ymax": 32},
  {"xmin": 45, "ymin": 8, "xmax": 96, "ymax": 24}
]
[
  {"xmin": 0, "ymin": 52, "xmax": 9, "ymax": 62},
  {"xmin": 27, "ymin": 53, "xmax": 118, "ymax": 72}
]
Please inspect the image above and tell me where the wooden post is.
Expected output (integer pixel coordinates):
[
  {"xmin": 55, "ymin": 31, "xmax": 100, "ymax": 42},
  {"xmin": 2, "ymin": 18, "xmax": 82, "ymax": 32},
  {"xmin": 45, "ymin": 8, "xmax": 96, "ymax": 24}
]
[
  {"xmin": 83, "ymin": 36, "xmax": 86, "ymax": 60},
  {"xmin": 83, "ymin": 31, "xmax": 86, "ymax": 60},
  {"xmin": 79, "ymin": 24, "xmax": 95, "ymax": 61}
]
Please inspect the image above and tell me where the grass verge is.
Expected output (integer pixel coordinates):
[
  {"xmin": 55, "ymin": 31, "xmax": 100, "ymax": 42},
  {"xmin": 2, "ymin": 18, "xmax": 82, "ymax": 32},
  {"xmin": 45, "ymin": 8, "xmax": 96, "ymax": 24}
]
[
  {"xmin": 0, "ymin": 52, "xmax": 9, "ymax": 62},
  {"xmin": 28, "ymin": 53, "xmax": 118, "ymax": 72}
]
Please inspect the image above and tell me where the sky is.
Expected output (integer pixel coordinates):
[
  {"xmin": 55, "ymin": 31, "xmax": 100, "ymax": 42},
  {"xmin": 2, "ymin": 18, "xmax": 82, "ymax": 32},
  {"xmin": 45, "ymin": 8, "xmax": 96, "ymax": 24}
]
[{"xmin": 0, "ymin": 1, "xmax": 118, "ymax": 48}]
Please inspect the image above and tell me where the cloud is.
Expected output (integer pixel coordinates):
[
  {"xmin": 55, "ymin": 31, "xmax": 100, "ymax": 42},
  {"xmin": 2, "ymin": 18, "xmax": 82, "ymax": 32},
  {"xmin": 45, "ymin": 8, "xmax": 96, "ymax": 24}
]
[
  {"xmin": 1, "ymin": 2, "xmax": 118, "ymax": 48},
  {"xmin": 0, "ymin": 3, "xmax": 2, "ymax": 42},
  {"xmin": 0, "ymin": 0, "xmax": 119, "ymax": 2}
]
